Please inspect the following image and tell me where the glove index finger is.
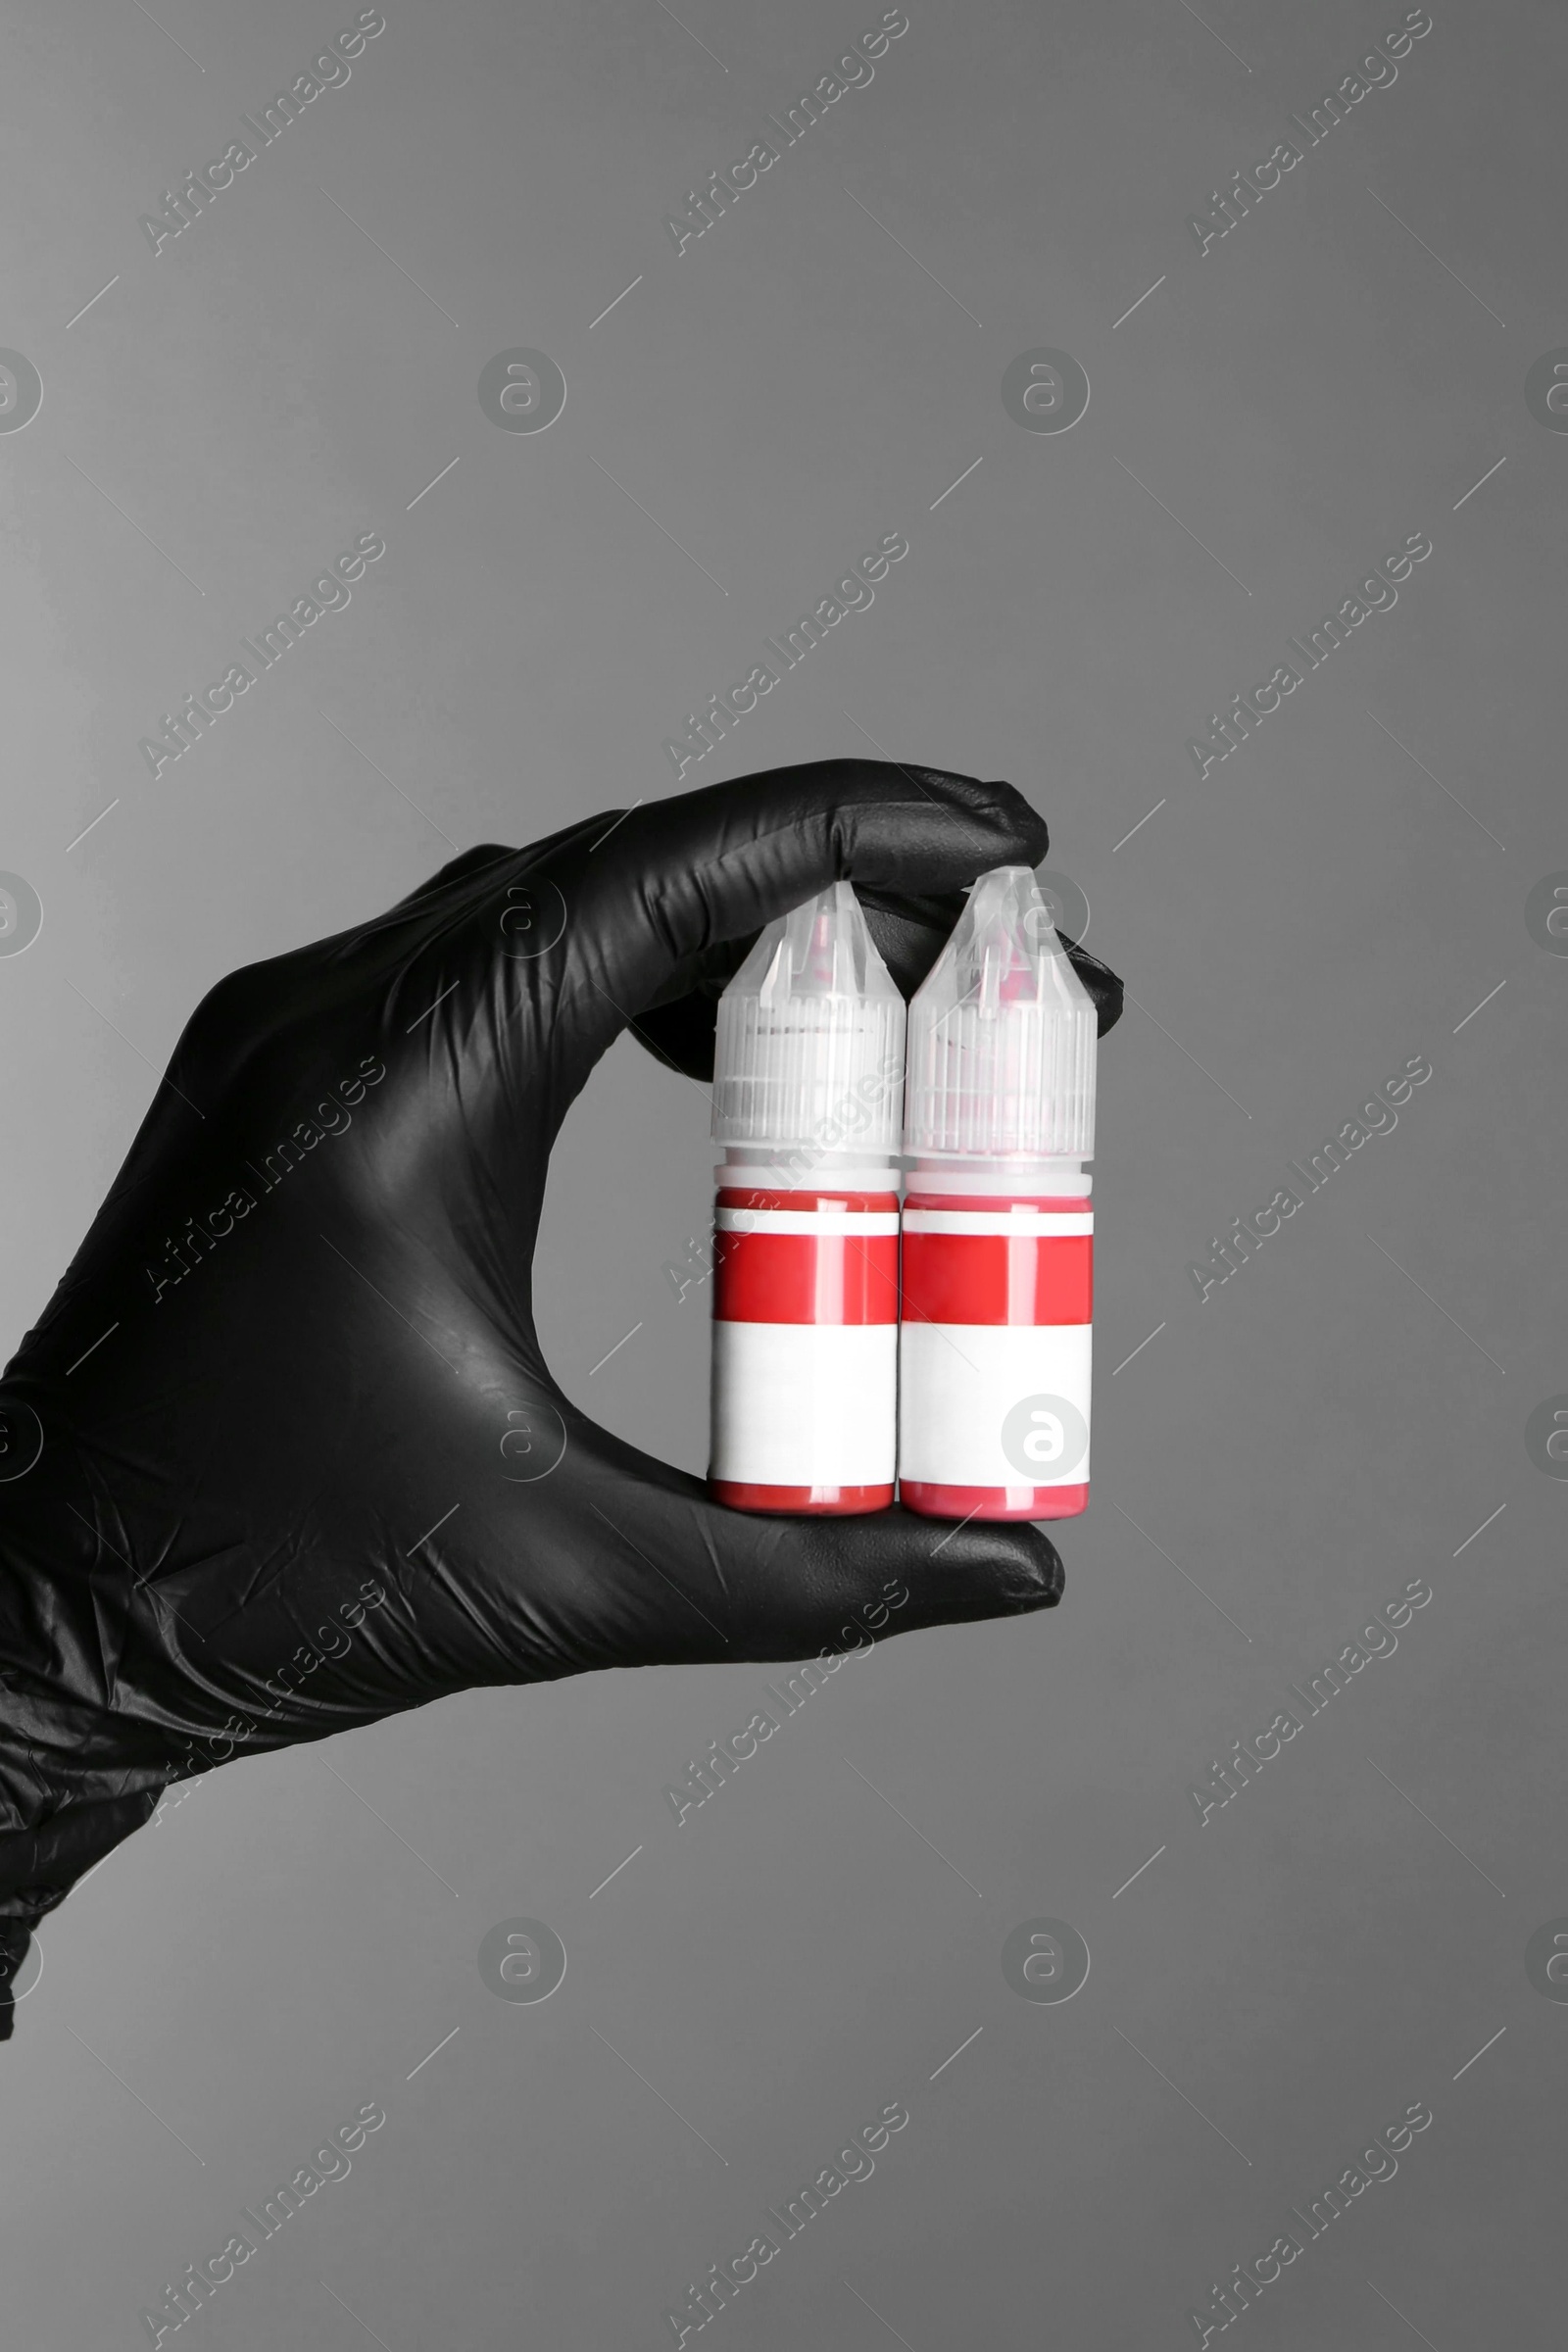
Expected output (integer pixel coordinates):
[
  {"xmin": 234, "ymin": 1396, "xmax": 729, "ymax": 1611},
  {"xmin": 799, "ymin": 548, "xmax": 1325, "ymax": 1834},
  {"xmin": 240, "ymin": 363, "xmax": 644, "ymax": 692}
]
[
  {"xmin": 557, "ymin": 1419, "xmax": 1063, "ymax": 1658},
  {"xmin": 544, "ymin": 760, "xmax": 1047, "ymax": 1055},
  {"xmin": 605, "ymin": 1478, "xmax": 1065, "ymax": 1668}
]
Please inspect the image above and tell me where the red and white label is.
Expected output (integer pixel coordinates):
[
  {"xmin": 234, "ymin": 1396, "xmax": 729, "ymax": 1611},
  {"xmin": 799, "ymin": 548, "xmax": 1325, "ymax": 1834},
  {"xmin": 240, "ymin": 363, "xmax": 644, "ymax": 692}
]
[
  {"xmin": 899, "ymin": 1198, "xmax": 1093, "ymax": 1494},
  {"xmin": 710, "ymin": 1192, "xmax": 898, "ymax": 1492}
]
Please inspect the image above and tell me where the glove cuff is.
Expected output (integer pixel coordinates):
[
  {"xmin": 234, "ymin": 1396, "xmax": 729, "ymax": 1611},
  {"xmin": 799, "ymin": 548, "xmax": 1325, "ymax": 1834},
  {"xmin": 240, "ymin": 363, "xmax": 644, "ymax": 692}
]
[{"xmin": 0, "ymin": 1786, "xmax": 165, "ymax": 2038}]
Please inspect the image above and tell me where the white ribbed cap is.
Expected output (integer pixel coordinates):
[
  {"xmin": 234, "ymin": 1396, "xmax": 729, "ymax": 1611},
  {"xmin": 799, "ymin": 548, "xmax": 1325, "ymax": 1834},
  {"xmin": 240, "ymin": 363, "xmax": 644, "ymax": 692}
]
[
  {"xmin": 904, "ymin": 865, "xmax": 1097, "ymax": 1161},
  {"xmin": 711, "ymin": 882, "xmax": 906, "ymax": 1153}
]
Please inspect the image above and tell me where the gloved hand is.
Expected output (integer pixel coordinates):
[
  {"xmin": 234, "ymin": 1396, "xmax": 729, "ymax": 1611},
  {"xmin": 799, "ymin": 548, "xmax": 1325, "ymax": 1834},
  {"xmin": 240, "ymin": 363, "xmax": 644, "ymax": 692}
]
[{"xmin": 0, "ymin": 760, "xmax": 1121, "ymax": 2034}]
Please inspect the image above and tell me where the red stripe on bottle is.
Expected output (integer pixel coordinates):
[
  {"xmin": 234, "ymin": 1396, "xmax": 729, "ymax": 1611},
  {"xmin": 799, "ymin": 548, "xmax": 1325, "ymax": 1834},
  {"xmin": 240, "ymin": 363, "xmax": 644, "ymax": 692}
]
[
  {"xmin": 900, "ymin": 1480, "xmax": 1089, "ymax": 1523},
  {"xmin": 711, "ymin": 1480, "xmax": 896, "ymax": 1515},
  {"xmin": 714, "ymin": 1231, "xmax": 899, "ymax": 1325},
  {"xmin": 713, "ymin": 1190, "xmax": 899, "ymax": 1327},
  {"xmin": 901, "ymin": 1231, "xmax": 1092, "ymax": 1327}
]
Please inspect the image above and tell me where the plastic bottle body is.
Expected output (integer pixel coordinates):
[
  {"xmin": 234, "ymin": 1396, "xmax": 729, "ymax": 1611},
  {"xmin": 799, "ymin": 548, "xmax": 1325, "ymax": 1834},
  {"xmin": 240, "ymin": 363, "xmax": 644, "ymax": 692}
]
[
  {"xmin": 898, "ymin": 1162, "xmax": 1093, "ymax": 1521},
  {"xmin": 706, "ymin": 881, "xmax": 906, "ymax": 1517},
  {"xmin": 709, "ymin": 1155, "xmax": 899, "ymax": 1513},
  {"xmin": 898, "ymin": 865, "xmax": 1099, "ymax": 1524}
]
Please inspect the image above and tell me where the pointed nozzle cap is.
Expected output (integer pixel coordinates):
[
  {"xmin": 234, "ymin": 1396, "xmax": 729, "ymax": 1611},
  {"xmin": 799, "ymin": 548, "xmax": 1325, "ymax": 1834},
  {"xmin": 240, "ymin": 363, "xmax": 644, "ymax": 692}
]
[
  {"xmin": 711, "ymin": 881, "xmax": 906, "ymax": 1152},
  {"xmin": 904, "ymin": 864, "xmax": 1097, "ymax": 1161}
]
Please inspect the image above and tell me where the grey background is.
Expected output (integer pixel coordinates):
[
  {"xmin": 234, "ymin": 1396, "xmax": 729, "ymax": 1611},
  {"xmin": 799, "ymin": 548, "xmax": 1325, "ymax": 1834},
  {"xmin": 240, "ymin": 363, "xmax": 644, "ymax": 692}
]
[{"xmin": 1, "ymin": 0, "xmax": 1563, "ymax": 2344}]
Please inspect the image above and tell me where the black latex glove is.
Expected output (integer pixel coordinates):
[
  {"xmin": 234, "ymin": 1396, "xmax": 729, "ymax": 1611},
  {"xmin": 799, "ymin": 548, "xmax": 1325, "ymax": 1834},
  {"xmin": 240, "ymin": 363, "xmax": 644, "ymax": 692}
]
[{"xmin": 0, "ymin": 760, "xmax": 1121, "ymax": 2034}]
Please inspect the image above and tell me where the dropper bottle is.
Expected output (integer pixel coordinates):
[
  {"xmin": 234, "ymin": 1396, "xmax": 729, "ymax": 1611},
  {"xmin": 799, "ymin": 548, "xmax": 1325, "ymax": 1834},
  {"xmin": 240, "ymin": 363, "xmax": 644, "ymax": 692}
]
[
  {"xmin": 709, "ymin": 882, "xmax": 905, "ymax": 1513},
  {"xmin": 898, "ymin": 865, "xmax": 1098, "ymax": 1521}
]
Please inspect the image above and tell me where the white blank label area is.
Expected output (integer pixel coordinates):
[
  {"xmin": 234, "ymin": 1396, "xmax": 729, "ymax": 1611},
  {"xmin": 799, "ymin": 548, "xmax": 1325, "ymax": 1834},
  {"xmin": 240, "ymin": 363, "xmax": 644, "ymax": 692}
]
[
  {"xmin": 710, "ymin": 1321, "xmax": 898, "ymax": 1486},
  {"xmin": 899, "ymin": 1322, "xmax": 1092, "ymax": 1487}
]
